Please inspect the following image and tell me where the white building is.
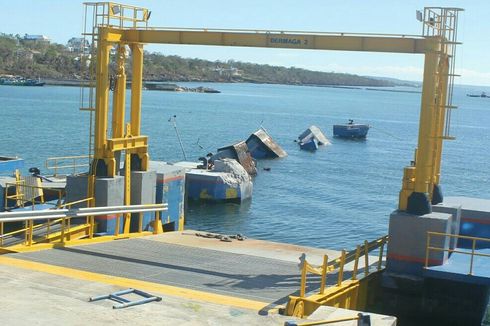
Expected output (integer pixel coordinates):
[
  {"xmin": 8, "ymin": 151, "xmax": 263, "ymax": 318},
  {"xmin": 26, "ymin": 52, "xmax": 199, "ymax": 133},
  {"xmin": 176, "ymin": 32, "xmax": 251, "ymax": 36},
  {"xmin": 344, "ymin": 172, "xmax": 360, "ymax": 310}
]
[
  {"xmin": 23, "ymin": 34, "xmax": 50, "ymax": 43},
  {"xmin": 67, "ymin": 37, "xmax": 90, "ymax": 53}
]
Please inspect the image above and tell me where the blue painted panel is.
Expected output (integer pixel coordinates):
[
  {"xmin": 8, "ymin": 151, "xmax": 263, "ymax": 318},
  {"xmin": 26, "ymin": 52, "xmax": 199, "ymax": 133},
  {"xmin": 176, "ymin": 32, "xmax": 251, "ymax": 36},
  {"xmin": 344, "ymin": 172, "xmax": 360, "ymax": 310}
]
[
  {"xmin": 246, "ymin": 138, "xmax": 271, "ymax": 159},
  {"xmin": 299, "ymin": 139, "xmax": 318, "ymax": 151},
  {"xmin": 333, "ymin": 124, "xmax": 369, "ymax": 138},
  {"xmin": 459, "ymin": 221, "xmax": 490, "ymax": 249},
  {"xmin": 162, "ymin": 178, "xmax": 184, "ymax": 223},
  {"xmin": 0, "ymin": 186, "xmax": 4, "ymax": 212},
  {"xmin": 0, "ymin": 157, "xmax": 24, "ymax": 173},
  {"xmin": 156, "ymin": 177, "xmax": 184, "ymax": 226}
]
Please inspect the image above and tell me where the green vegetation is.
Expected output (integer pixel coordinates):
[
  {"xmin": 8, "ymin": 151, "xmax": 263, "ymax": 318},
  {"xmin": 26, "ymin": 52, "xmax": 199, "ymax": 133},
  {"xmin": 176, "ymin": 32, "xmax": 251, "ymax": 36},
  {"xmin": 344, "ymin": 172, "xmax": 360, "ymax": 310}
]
[{"xmin": 0, "ymin": 33, "xmax": 396, "ymax": 86}]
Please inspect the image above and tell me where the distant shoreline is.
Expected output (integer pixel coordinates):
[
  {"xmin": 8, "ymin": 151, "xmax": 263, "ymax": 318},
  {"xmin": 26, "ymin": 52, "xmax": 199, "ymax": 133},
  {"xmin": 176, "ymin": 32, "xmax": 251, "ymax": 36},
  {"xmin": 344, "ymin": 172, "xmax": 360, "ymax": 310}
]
[{"xmin": 42, "ymin": 78, "xmax": 420, "ymax": 92}]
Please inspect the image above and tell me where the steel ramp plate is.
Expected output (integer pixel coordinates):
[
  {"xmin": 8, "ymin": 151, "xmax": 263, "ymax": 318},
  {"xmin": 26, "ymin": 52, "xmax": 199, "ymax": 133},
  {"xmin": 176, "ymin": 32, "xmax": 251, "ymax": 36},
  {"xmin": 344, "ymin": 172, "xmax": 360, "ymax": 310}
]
[
  {"xmin": 424, "ymin": 248, "xmax": 490, "ymax": 285},
  {"xmin": 9, "ymin": 238, "xmax": 307, "ymax": 304}
]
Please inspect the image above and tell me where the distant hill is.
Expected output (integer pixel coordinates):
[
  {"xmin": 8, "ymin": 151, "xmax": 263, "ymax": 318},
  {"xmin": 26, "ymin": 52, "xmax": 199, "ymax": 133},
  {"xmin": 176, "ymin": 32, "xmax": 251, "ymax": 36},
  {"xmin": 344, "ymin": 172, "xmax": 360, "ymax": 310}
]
[
  {"xmin": 365, "ymin": 76, "xmax": 421, "ymax": 87},
  {"xmin": 0, "ymin": 33, "xmax": 400, "ymax": 87}
]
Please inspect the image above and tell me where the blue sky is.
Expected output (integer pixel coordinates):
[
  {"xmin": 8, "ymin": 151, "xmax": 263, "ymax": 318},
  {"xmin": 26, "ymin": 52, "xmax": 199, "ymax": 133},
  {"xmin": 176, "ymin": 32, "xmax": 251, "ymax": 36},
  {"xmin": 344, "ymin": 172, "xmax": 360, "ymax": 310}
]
[{"xmin": 1, "ymin": 1, "xmax": 489, "ymax": 85}]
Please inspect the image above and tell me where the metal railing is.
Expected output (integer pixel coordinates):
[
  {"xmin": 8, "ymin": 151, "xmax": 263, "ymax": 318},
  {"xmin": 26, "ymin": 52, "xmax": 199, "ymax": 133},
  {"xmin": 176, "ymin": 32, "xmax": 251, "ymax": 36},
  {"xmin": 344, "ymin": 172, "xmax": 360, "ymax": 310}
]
[
  {"xmin": 84, "ymin": 2, "xmax": 150, "ymax": 29},
  {"xmin": 425, "ymin": 232, "xmax": 490, "ymax": 275},
  {"xmin": 287, "ymin": 235, "xmax": 388, "ymax": 317},
  {"xmin": 298, "ymin": 235, "xmax": 388, "ymax": 297},
  {"xmin": 0, "ymin": 204, "xmax": 167, "ymax": 250},
  {"xmin": 45, "ymin": 155, "xmax": 92, "ymax": 176},
  {"xmin": 0, "ymin": 195, "xmax": 93, "ymax": 247},
  {"xmin": 4, "ymin": 181, "xmax": 63, "ymax": 211}
]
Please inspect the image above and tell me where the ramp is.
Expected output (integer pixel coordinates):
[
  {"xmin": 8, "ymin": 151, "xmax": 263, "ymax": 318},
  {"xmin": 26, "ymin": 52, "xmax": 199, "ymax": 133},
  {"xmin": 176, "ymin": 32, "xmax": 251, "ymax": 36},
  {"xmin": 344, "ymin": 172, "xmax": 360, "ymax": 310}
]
[
  {"xmin": 8, "ymin": 237, "xmax": 304, "ymax": 304},
  {"xmin": 424, "ymin": 248, "xmax": 490, "ymax": 285}
]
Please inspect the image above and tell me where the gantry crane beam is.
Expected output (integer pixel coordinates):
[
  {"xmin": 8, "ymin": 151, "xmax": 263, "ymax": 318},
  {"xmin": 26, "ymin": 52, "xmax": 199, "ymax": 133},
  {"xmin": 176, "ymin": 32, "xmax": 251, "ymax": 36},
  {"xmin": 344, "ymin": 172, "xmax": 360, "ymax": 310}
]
[
  {"xmin": 93, "ymin": 5, "xmax": 460, "ymax": 216},
  {"xmin": 103, "ymin": 27, "xmax": 428, "ymax": 54}
]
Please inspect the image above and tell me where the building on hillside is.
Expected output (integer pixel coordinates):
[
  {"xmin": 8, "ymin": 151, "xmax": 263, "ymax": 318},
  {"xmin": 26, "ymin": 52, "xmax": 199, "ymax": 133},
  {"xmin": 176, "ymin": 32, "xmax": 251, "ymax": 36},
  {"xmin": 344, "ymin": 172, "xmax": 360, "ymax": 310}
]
[
  {"xmin": 23, "ymin": 34, "xmax": 50, "ymax": 43},
  {"xmin": 67, "ymin": 37, "xmax": 90, "ymax": 53},
  {"xmin": 213, "ymin": 67, "xmax": 242, "ymax": 78}
]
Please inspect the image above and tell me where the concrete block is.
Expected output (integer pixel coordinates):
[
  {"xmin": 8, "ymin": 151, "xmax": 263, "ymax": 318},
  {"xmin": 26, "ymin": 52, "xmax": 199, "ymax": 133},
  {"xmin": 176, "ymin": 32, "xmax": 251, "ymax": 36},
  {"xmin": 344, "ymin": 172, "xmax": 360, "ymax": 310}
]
[
  {"xmin": 129, "ymin": 171, "xmax": 156, "ymax": 232},
  {"xmin": 94, "ymin": 176, "xmax": 124, "ymax": 234},
  {"xmin": 432, "ymin": 203, "xmax": 461, "ymax": 250},
  {"xmin": 65, "ymin": 174, "xmax": 89, "ymax": 208},
  {"xmin": 386, "ymin": 210, "xmax": 452, "ymax": 276}
]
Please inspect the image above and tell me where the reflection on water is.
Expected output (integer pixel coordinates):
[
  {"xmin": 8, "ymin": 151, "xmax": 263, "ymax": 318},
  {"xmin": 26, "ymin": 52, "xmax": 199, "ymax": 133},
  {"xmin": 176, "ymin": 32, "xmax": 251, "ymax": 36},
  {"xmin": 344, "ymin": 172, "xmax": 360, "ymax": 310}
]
[{"xmin": 186, "ymin": 200, "xmax": 252, "ymax": 234}]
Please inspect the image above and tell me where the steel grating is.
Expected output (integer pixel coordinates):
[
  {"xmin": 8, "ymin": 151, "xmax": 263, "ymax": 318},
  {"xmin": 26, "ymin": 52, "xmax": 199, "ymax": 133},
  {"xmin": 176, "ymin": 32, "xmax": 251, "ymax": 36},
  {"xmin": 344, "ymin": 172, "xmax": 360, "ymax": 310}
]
[{"xmin": 10, "ymin": 238, "xmax": 311, "ymax": 304}]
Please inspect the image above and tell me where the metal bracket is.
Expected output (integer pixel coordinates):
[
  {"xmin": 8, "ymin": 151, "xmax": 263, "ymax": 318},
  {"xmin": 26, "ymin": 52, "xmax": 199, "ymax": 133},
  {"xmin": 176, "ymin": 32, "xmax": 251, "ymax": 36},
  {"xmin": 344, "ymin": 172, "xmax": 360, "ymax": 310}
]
[{"xmin": 89, "ymin": 288, "xmax": 162, "ymax": 309}]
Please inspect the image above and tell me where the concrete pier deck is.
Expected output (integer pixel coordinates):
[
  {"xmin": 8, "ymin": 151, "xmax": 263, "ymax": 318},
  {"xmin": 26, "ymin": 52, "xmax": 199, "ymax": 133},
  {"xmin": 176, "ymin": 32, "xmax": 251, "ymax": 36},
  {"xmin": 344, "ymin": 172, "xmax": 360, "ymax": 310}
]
[{"xmin": 0, "ymin": 231, "xmax": 395, "ymax": 325}]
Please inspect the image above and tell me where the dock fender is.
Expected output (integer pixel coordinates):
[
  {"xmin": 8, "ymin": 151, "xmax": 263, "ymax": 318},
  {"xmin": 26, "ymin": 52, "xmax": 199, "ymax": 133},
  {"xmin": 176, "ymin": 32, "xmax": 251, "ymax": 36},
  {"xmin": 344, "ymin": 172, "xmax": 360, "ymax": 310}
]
[
  {"xmin": 407, "ymin": 191, "xmax": 432, "ymax": 215},
  {"xmin": 431, "ymin": 184, "xmax": 443, "ymax": 205}
]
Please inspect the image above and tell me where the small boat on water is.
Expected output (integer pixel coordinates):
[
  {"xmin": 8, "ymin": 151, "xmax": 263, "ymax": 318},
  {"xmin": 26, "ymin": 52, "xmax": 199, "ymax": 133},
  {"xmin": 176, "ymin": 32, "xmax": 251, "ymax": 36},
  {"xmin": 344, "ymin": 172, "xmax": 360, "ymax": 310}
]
[
  {"xmin": 333, "ymin": 119, "xmax": 370, "ymax": 139},
  {"xmin": 175, "ymin": 158, "xmax": 253, "ymax": 203},
  {"xmin": 0, "ymin": 75, "xmax": 45, "ymax": 86},
  {"xmin": 466, "ymin": 92, "xmax": 488, "ymax": 98},
  {"xmin": 297, "ymin": 125, "xmax": 330, "ymax": 151},
  {"xmin": 144, "ymin": 83, "xmax": 220, "ymax": 93}
]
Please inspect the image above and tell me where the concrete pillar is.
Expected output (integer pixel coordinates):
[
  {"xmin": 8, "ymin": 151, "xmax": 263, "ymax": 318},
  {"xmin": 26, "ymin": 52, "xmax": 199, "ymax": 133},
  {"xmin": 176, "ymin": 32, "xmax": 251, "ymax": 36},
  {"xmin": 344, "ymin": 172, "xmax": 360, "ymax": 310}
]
[
  {"xmin": 432, "ymin": 203, "xmax": 461, "ymax": 251},
  {"xmin": 129, "ymin": 170, "xmax": 156, "ymax": 232},
  {"xmin": 386, "ymin": 210, "xmax": 452, "ymax": 276},
  {"xmin": 65, "ymin": 175, "xmax": 89, "ymax": 208},
  {"xmin": 94, "ymin": 176, "xmax": 124, "ymax": 234}
]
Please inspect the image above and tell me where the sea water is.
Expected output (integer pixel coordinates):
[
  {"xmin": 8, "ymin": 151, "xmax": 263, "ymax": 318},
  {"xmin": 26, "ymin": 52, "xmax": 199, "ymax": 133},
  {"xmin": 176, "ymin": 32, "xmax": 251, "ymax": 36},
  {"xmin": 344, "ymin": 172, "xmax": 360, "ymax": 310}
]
[{"xmin": 1, "ymin": 82, "xmax": 490, "ymax": 250}]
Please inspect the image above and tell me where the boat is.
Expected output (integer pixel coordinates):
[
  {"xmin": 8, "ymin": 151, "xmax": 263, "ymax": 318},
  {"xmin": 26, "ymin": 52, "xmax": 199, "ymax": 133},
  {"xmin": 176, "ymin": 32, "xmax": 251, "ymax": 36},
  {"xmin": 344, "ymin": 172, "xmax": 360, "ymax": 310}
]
[
  {"xmin": 333, "ymin": 120, "xmax": 370, "ymax": 139},
  {"xmin": 298, "ymin": 125, "xmax": 330, "ymax": 151},
  {"xmin": 0, "ymin": 75, "xmax": 45, "ymax": 86},
  {"xmin": 466, "ymin": 92, "xmax": 488, "ymax": 98},
  {"xmin": 245, "ymin": 128, "xmax": 287, "ymax": 159},
  {"xmin": 144, "ymin": 83, "xmax": 220, "ymax": 93},
  {"xmin": 175, "ymin": 158, "xmax": 253, "ymax": 203},
  {"xmin": 212, "ymin": 141, "xmax": 257, "ymax": 175}
]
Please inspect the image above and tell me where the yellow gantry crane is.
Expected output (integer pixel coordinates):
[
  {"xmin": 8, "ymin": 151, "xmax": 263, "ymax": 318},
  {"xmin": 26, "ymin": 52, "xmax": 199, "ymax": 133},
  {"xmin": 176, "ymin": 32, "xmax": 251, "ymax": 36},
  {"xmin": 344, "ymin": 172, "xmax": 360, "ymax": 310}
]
[{"xmin": 84, "ymin": 3, "xmax": 461, "ymax": 222}]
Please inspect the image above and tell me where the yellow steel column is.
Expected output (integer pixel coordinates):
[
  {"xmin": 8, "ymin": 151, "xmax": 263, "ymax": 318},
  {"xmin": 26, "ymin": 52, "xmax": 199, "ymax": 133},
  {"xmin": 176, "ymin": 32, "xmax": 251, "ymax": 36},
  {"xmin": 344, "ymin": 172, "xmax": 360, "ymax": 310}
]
[
  {"xmin": 130, "ymin": 43, "xmax": 143, "ymax": 137},
  {"xmin": 129, "ymin": 43, "xmax": 149, "ymax": 171},
  {"xmin": 431, "ymin": 55, "xmax": 449, "ymax": 204},
  {"xmin": 404, "ymin": 40, "xmax": 440, "ymax": 215},
  {"xmin": 94, "ymin": 40, "xmax": 111, "ymax": 160},
  {"xmin": 415, "ymin": 50, "xmax": 438, "ymax": 194},
  {"xmin": 123, "ymin": 123, "xmax": 132, "ymax": 234},
  {"xmin": 111, "ymin": 44, "xmax": 127, "ymax": 139}
]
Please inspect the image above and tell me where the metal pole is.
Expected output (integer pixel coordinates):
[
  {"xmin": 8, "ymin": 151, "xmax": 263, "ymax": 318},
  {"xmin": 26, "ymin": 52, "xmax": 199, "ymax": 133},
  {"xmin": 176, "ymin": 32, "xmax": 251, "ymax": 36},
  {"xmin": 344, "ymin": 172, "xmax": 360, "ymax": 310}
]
[
  {"xmin": 300, "ymin": 259, "xmax": 307, "ymax": 297},
  {"xmin": 425, "ymin": 232, "xmax": 431, "ymax": 267},
  {"xmin": 469, "ymin": 239, "xmax": 476, "ymax": 275},
  {"xmin": 337, "ymin": 250, "xmax": 346, "ymax": 287},
  {"xmin": 364, "ymin": 240, "xmax": 369, "ymax": 277},
  {"xmin": 352, "ymin": 246, "xmax": 360, "ymax": 280},
  {"xmin": 320, "ymin": 255, "xmax": 328, "ymax": 295},
  {"xmin": 169, "ymin": 116, "xmax": 187, "ymax": 160},
  {"xmin": 377, "ymin": 242, "xmax": 385, "ymax": 271}
]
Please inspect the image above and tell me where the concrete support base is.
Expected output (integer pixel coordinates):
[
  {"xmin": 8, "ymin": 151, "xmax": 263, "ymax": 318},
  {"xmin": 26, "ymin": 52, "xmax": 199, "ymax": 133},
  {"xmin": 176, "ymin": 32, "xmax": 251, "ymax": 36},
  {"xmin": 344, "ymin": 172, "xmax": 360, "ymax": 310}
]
[
  {"xmin": 94, "ymin": 176, "xmax": 124, "ymax": 235},
  {"xmin": 386, "ymin": 210, "xmax": 453, "ymax": 276},
  {"xmin": 129, "ymin": 171, "xmax": 156, "ymax": 232},
  {"xmin": 65, "ymin": 174, "xmax": 89, "ymax": 208}
]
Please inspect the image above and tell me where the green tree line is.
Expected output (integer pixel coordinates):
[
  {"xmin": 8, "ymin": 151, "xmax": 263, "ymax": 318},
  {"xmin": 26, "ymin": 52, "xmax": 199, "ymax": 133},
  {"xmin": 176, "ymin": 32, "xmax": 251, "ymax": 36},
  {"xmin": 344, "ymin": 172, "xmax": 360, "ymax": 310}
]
[{"xmin": 0, "ymin": 33, "xmax": 395, "ymax": 86}]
